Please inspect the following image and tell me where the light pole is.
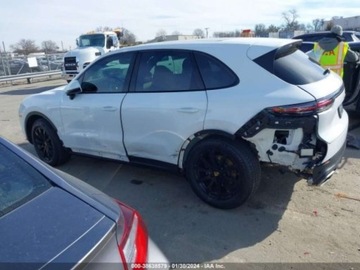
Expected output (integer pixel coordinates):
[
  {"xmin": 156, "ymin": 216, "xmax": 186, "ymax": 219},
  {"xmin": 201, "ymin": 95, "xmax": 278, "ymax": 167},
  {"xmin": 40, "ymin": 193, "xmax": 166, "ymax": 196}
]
[{"xmin": 205, "ymin": 27, "xmax": 209, "ymax": 38}]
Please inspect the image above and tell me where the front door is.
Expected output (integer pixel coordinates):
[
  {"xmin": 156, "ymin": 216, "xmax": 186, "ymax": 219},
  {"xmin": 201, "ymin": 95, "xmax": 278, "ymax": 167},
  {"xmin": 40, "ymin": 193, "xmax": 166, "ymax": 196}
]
[{"xmin": 60, "ymin": 52, "xmax": 135, "ymax": 161}]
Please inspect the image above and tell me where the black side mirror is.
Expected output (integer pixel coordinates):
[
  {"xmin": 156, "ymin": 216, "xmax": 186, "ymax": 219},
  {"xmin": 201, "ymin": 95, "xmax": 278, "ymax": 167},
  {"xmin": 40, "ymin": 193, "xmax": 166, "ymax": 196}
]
[
  {"xmin": 66, "ymin": 80, "xmax": 82, "ymax": 100},
  {"xmin": 67, "ymin": 88, "xmax": 81, "ymax": 100}
]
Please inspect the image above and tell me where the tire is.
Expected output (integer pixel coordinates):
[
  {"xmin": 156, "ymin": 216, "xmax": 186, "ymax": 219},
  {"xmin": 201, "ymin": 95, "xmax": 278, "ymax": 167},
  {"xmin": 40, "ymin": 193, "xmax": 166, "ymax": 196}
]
[
  {"xmin": 185, "ymin": 138, "xmax": 261, "ymax": 209},
  {"xmin": 31, "ymin": 119, "xmax": 71, "ymax": 166}
]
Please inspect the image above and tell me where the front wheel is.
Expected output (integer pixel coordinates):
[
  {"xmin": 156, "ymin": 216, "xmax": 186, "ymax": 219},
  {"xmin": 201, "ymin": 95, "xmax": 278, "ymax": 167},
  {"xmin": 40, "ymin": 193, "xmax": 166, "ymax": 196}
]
[
  {"xmin": 185, "ymin": 138, "xmax": 261, "ymax": 209},
  {"xmin": 31, "ymin": 119, "xmax": 71, "ymax": 166}
]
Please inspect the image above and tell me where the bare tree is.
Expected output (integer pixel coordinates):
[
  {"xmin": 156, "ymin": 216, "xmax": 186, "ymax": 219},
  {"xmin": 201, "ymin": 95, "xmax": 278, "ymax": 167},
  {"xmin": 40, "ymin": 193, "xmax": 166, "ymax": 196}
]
[
  {"xmin": 120, "ymin": 28, "xmax": 136, "ymax": 45},
  {"xmin": 268, "ymin": 24, "xmax": 280, "ymax": 33},
  {"xmin": 254, "ymin": 24, "xmax": 267, "ymax": 37},
  {"xmin": 213, "ymin": 31, "xmax": 238, "ymax": 38},
  {"xmin": 282, "ymin": 9, "xmax": 300, "ymax": 31},
  {"xmin": 193, "ymin": 28, "xmax": 205, "ymax": 38},
  {"xmin": 156, "ymin": 29, "xmax": 167, "ymax": 38},
  {"xmin": 10, "ymin": 39, "xmax": 39, "ymax": 55},
  {"xmin": 312, "ymin": 19, "xmax": 325, "ymax": 31},
  {"xmin": 172, "ymin": 31, "xmax": 182, "ymax": 35},
  {"xmin": 41, "ymin": 40, "xmax": 59, "ymax": 53}
]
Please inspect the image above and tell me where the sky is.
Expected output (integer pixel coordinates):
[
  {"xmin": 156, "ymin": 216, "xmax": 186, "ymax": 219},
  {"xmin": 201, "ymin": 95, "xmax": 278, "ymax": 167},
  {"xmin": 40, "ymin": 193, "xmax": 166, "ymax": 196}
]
[{"xmin": 1, "ymin": 0, "xmax": 359, "ymax": 52}]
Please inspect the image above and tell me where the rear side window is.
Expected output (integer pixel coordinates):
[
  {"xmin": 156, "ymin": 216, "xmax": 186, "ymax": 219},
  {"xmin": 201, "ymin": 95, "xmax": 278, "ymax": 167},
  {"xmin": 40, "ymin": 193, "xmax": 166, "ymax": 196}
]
[
  {"xmin": 0, "ymin": 144, "xmax": 51, "ymax": 217},
  {"xmin": 194, "ymin": 52, "xmax": 239, "ymax": 89},
  {"xmin": 134, "ymin": 50, "xmax": 204, "ymax": 92},
  {"xmin": 254, "ymin": 45, "xmax": 327, "ymax": 85}
]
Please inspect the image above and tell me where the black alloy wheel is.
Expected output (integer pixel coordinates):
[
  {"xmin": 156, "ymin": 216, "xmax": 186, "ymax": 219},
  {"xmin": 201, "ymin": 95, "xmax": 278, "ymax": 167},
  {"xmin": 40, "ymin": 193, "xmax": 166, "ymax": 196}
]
[
  {"xmin": 31, "ymin": 119, "xmax": 70, "ymax": 166},
  {"xmin": 185, "ymin": 138, "xmax": 261, "ymax": 209}
]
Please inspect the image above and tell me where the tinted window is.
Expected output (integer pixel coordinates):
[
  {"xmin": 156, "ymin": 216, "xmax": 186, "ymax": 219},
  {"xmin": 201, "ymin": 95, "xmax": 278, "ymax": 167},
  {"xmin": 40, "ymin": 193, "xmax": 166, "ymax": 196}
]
[
  {"xmin": 135, "ymin": 50, "xmax": 204, "ymax": 92},
  {"xmin": 194, "ymin": 52, "xmax": 239, "ymax": 89},
  {"xmin": 306, "ymin": 35, "xmax": 325, "ymax": 42},
  {"xmin": 254, "ymin": 46, "xmax": 327, "ymax": 85},
  {"xmin": 0, "ymin": 144, "xmax": 51, "ymax": 217},
  {"xmin": 295, "ymin": 34, "xmax": 326, "ymax": 42},
  {"xmin": 298, "ymin": 42, "xmax": 314, "ymax": 53},
  {"xmin": 80, "ymin": 52, "xmax": 135, "ymax": 93}
]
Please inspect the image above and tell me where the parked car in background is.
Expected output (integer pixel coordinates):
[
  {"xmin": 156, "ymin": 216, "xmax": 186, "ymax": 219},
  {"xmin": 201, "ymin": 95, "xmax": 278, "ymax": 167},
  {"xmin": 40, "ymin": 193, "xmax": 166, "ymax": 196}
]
[
  {"xmin": 298, "ymin": 41, "xmax": 360, "ymax": 114},
  {"xmin": 0, "ymin": 136, "xmax": 168, "ymax": 269},
  {"xmin": 19, "ymin": 38, "xmax": 349, "ymax": 209},
  {"xmin": 293, "ymin": 30, "xmax": 360, "ymax": 42},
  {"xmin": 0, "ymin": 59, "xmax": 48, "ymax": 76}
]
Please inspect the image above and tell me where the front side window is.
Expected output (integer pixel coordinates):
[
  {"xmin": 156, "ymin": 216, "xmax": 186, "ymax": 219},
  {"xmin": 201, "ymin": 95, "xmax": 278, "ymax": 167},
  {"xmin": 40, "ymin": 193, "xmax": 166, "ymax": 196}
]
[
  {"xmin": 135, "ymin": 50, "xmax": 204, "ymax": 92},
  {"xmin": 0, "ymin": 144, "xmax": 51, "ymax": 217},
  {"xmin": 80, "ymin": 52, "xmax": 135, "ymax": 93}
]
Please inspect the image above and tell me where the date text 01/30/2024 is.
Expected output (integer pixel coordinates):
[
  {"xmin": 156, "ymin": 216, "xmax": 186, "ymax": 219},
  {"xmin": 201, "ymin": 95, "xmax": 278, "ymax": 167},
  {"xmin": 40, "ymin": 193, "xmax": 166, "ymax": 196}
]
[{"xmin": 131, "ymin": 263, "xmax": 226, "ymax": 269}]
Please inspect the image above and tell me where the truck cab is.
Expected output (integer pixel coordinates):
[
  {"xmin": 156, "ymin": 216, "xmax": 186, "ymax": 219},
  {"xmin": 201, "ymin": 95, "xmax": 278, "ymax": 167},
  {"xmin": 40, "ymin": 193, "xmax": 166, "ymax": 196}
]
[{"xmin": 62, "ymin": 31, "xmax": 121, "ymax": 82}]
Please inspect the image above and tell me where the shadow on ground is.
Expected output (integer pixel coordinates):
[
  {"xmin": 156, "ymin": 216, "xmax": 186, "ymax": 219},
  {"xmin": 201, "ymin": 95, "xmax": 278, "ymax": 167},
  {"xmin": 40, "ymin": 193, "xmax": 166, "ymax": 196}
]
[{"xmin": 18, "ymin": 142, "xmax": 300, "ymax": 263}]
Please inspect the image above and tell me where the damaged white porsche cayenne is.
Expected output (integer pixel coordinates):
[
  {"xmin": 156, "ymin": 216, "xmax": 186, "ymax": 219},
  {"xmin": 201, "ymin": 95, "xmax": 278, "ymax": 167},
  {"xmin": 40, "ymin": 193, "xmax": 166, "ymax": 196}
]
[{"xmin": 19, "ymin": 38, "xmax": 348, "ymax": 209}]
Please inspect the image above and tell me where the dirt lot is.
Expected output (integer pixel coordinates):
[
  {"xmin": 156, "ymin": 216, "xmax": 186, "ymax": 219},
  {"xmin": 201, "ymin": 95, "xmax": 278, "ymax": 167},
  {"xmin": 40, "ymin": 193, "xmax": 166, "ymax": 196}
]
[{"xmin": 1, "ymin": 79, "xmax": 360, "ymax": 269}]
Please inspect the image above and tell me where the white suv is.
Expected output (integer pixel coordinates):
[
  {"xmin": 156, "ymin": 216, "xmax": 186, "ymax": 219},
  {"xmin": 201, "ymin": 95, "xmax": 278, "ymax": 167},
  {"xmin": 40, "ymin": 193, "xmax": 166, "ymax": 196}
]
[{"xmin": 19, "ymin": 38, "xmax": 349, "ymax": 209}]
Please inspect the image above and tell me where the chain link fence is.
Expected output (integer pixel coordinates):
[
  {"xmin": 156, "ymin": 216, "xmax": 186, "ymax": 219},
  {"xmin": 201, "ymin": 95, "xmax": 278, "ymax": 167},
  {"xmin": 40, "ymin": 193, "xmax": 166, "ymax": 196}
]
[{"xmin": 0, "ymin": 53, "xmax": 64, "ymax": 76}]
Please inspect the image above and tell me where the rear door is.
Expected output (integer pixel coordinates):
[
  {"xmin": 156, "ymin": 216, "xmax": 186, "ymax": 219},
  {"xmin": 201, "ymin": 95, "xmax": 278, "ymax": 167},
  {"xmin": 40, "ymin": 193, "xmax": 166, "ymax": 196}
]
[{"xmin": 121, "ymin": 50, "xmax": 207, "ymax": 165}]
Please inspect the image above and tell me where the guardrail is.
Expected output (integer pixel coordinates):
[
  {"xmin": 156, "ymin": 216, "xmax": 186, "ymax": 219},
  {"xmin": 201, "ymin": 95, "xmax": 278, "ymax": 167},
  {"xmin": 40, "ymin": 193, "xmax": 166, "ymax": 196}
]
[{"xmin": 0, "ymin": 70, "xmax": 62, "ymax": 84}]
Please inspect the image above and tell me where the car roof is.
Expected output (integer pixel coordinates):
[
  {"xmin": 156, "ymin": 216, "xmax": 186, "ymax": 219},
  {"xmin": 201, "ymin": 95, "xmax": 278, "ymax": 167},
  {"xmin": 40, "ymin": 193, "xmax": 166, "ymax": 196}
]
[{"xmin": 119, "ymin": 37, "xmax": 297, "ymax": 52}]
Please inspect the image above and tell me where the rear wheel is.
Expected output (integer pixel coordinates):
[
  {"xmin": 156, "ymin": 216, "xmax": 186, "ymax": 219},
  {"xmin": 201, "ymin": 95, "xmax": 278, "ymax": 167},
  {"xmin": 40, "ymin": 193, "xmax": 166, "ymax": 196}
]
[
  {"xmin": 31, "ymin": 119, "xmax": 71, "ymax": 166},
  {"xmin": 185, "ymin": 138, "xmax": 261, "ymax": 209}
]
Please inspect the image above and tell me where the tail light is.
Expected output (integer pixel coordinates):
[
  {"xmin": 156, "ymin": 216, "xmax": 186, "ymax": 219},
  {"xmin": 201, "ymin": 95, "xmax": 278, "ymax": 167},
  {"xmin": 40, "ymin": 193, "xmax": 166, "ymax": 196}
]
[
  {"xmin": 268, "ymin": 96, "xmax": 335, "ymax": 116},
  {"xmin": 115, "ymin": 200, "xmax": 148, "ymax": 270}
]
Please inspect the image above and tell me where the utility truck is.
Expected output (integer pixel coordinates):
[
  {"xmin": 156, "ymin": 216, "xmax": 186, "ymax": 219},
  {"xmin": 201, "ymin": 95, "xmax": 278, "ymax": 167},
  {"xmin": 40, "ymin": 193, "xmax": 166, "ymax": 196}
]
[{"xmin": 62, "ymin": 30, "xmax": 122, "ymax": 82}]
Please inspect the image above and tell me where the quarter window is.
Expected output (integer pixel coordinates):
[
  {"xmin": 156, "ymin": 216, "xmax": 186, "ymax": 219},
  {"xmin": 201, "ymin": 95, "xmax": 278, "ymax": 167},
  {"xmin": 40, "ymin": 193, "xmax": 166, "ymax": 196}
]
[
  {"xmin": 80, "ymin": 52, "xmax": 135, "ymax": 93},
  {"xmin": 194, "ymin": 52, "xmax": 239, "ymax": 89}
]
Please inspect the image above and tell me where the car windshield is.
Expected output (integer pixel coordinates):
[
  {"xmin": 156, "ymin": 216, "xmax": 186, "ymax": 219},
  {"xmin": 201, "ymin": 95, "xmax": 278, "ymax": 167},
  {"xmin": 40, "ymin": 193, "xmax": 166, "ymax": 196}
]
[
  {"xmin": 79, "ymin": 34, "xmax": 105, "ymax": 47},
  {"xmin": 0, "ymin": 144, "xmax": 51, "ymax": 217}
]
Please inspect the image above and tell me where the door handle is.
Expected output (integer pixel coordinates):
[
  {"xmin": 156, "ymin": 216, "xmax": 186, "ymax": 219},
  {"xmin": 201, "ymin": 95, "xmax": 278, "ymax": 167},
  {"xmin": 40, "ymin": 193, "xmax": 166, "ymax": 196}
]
[
  {"xmin": 177, "ymin": 107, "xmax": 199, "ymax": 113},
  {"xmin": 102, "ymin": 106, "xmax": 117, "ymax": 111}
]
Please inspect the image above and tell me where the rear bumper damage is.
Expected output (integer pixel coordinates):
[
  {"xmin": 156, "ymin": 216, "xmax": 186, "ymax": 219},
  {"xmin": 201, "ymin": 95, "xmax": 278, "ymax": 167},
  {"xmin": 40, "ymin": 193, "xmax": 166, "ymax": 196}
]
[
  {"xmin": 237, "ymin": 109, "xmax": 347, "ymax": 185},
  {"xmin": 310, "ymin": 135, "xmax": 346, "ymax": 186}
]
